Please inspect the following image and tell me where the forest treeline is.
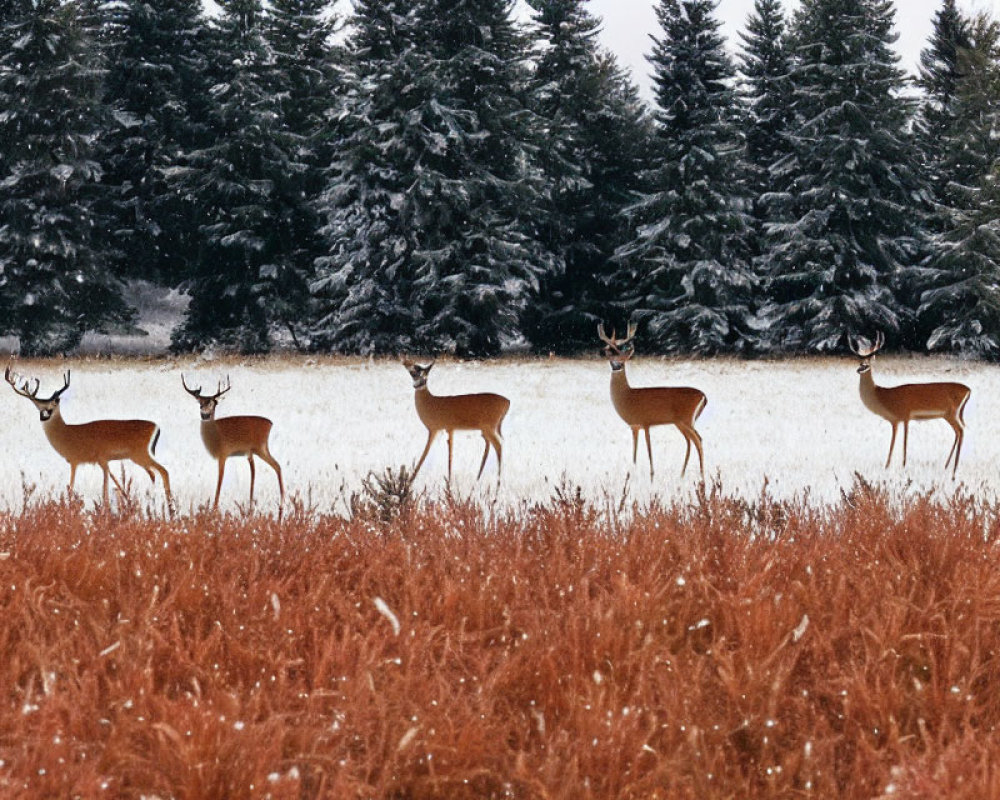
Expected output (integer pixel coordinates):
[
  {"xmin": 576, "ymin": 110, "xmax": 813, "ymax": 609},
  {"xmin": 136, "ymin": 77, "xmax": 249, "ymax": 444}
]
[{"xmin": 0, "ymin": 0, "xmax": 998, "ymax": 358}]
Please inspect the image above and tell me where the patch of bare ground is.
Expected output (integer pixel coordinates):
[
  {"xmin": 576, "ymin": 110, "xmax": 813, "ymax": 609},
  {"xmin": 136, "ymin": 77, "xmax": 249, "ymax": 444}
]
[{"xmin": 2, "ymin": 478, "xmax": 1000, "ymax": 798}]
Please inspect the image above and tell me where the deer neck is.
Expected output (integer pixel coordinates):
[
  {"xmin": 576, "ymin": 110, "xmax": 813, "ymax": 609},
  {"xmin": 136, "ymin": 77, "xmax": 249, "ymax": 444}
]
[
  {"xmin": 858, "ymin": 367, "xmax": 891, "ymax": 418},
  {"xmin": 200, "ymin": 416, "xmax": 223, "ymax": 455},
  {"xmin": 413, "ymin": 384, "xmax": 436, "ymax": 420},
  {"xmin": 609, "ymin": 367, "xmax": 633, "ymax": 408},
  {"xmin": 40, "ymin": 406, "xmax": 72, "ymax": 455}
]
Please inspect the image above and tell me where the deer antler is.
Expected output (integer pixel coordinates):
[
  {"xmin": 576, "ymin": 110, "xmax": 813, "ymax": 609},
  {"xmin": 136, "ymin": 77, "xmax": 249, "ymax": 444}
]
[
  {"xmin": 51, "ymin": 371, "xmax": 71, "ymax": 399},
  {"xmin": 215, "ymin": 376, "xmax": 231, "ymax": 399},
  {"xmin": 849, "ymin": 331, "xmax": 885, "ymax": 359},
  {"xmin": 181, "ymin": 373, "xmax": 204, "ymax": 398},
  {"xmin": 598, "ymin": 321, "xmax": 638, "ymax": 351},
  {"xmin": 5, "ymin": 362, "xmax": 40, "ymax": 399}
]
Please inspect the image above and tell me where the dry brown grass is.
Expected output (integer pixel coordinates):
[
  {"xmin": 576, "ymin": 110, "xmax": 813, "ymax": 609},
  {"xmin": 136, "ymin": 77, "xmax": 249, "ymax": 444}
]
[{"xmin": 2, "ymin": 479, "xmax": 1000, "ymax": 798}]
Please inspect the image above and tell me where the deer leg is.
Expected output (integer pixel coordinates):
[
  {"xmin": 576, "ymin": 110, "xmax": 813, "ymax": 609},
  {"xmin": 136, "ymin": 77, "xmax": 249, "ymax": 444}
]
[
  {"xmin": 141, "ymin": 456, "xmax": 172, "ymax": 510},
  {"xmin": 214, "ymin": 459, "xmax": 226, "ymax": 509},
  {"xmin": 108, "ymin": 468, "xmax": 126, "ymax": 497},
  {"xmin": 477, "ymin": 434, "xmax": 491, "ymax": 481},
  {"xmin": 682, "ymin": 433, "xmax": 692, "ymax": 476},
  {"xmin": 644, "ymin": 427, "xmax": 654, "ymax": 479},
  {"xmin": 248, "ymin": 455, "xmax": 256, "ymax": 507},
  {"xmin": 413, "ymin": 430, "xmax": 437, "ymax": 479},
  {"xmin": 631, "ymin": 427, "xmax": 639, "ymax": 464},
  {"xmin": 945, "ymin": 418, "xmax": 964, "ymax": 477},
  {"xmin": 447, "ymin": 430, "xmax": 455, "ymax": 483},
  {"xmin": 481, "ymin": 430, "xmax": 503, "ymax": 484},
  {"xmin": 886, "ymin": 423, "xmax": 899, "ymax": 468},
  {"xmin": 68, "ymin": 463, "xmax": 77, "ymax": 496},
  {"xmin": 902, "ymin": 421, "xmax": 910, "ymax": 467},
  {"xmin": 258, "ymin": 448, "xmax": 285, "ymax": 505},
  {"xmin": 679, "ymin": 423, "xmax": 705, "ymax": 478},
  {"xmin": 100, "ymin": 463, "xmax": 111, "ymax": 505}
]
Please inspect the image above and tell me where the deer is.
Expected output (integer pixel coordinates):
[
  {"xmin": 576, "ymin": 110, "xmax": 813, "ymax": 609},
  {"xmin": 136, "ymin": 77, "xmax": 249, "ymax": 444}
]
[
  {"xmin": 598, "ymin": 323, "xmax": 707, "ymax": 479},
  {"xmin": 401, "ymin": 358, "xmax": 511, "ymax": 484},
  {"xmin": 5, "ymin": 364, "xmax": 172, "ymax": 508},
  {"xmin": 848, "ymin": 331, "xmax": 971, "ymax": 477},
  {"xmin": 181, "ymin": 375, "xmax": 285, "ymax": 510}
]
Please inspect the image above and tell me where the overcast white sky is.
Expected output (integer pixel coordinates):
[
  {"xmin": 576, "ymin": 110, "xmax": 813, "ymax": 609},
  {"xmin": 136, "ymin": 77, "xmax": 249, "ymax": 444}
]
[
  {"xmin": 547, "ymin": 0, "xmax": 1000, "ymax": 99},
  {"xmin": 210, "ymin": 0, "xmax": 1000, "ymax": 100}
]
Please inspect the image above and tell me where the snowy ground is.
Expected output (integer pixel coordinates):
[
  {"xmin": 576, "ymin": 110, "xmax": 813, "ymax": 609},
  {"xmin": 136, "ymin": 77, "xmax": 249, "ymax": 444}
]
[{"xmin": 0, "ymin": 351, "xmax": 992, "ymax": 514}]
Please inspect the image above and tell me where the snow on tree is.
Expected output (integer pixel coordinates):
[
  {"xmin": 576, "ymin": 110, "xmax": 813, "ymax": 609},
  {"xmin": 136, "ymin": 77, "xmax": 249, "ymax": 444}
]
[
  {"xmin": 759, "ymin": 0, "xmax": 929, "ymax": 353},
  {"xmin": 264, "ymin": 0, "xmax": 342, "ymax": 318},
  {"xmin": 98, "ymin": 0, "xmax": 214, "ymax": 285},
  {"xmin": 737, "ymin": 0, "xmax": 794, "ymax": 263},
  {"xmin": 613, "ymin": 0, "xmax": 756, "ymax": 355},
  {"xmin": 520, "ymin": 0, "xmax": 653, "ymax": 354},
  {"xmin": 170, "ymin": 0, "xmax": 314, "ymax": 353},
  {"xmin": 917, "ymin": 13, "xmax": 1000, "ymax": 357},
  {"xmin": 914, "ymin": 0, "xmax": 973, "ymax": 206},
  {"xmin": 309, "ymin": 0, "xmax": 430, "ymax": 354},
  {"xmin": 0, "ymin": 0, "xmax": 133, "ymax": 356},
  {"xmin": 312, "ymin": 0, "xmax": 548, "ymax": 356}
]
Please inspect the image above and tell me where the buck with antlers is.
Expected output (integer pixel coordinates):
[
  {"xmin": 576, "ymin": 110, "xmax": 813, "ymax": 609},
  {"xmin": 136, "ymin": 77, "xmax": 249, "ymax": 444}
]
[
  {"xmin": 598, "ymin": 323, "xmax": 706, "ymax": 478},
  {"xmin": 182, "ymin": 375, "xmax": 285, "ymax": 510},
  {"xmin": 848, "ymin": 332, "xmax": 970, "ymax": 477},
  {"xmin": 401, "ymin": 358, "xmax": 511, "ymax": 484},
  {"xmin": 5, "ymin": 364, "xmax": 172, "ymax": 507}
]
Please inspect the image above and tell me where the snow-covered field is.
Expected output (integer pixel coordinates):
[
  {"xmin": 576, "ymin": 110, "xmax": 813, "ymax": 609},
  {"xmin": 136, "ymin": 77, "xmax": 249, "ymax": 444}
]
[{"xmin": 0, "ymin": 352, "xmax": 992, "ymax": 514}]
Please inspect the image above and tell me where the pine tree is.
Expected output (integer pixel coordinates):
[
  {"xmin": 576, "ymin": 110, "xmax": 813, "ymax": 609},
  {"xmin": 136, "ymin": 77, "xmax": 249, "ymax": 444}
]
[
  {"xmin": 737, "ymin": 0, "xmax": 794, "ymax": 260},
  {"xmin": 309, "ymin": 0, "xmax": 430, "ymax": 353},
  {"xmin": 0, "ymin": 0, "xmax": 132, "ymax": 355},
  {"xmin": 760, "ymin": 0, "xmax": 928, "ymax": 353},
  {"xmin": 918, "ymin": 13, "xmax": 1000, "ymax": 357},
  {"xmin": 98, "ymin": 0, "xmax": 213, "ymax": 285},
  {"xmin": 264, "ymin": 0, "xmax": 341, "ymax": 313},
  {"xmin": 521, "ymin": 0, "xmax": 652, "ymax": 353},
  {"xmin": 914, "ymin": 0, "xmax": 973, "ymax": 204},
  {"xmin": 313, "ymin": 0, "xmax": 548, "ymax": 356},
  {"xmin": 170, "ymin": 0, "xmax": 311, "ymax": 353},
  {"xmin": 613, "ymin": 0, "xmax": 755, "ymax": 355}
]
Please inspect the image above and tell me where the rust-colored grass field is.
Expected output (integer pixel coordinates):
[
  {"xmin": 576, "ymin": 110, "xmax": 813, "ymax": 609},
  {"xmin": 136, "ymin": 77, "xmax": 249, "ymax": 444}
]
[{"xmin": 2, "ymin": 480, "xmax": 1000, "ymax": 798}]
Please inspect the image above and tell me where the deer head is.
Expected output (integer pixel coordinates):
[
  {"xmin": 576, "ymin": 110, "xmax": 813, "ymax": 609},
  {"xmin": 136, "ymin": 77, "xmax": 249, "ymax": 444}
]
[
  {"xmin": 6, "ymin": 364, "xmax": 70, "ymax": 422},
  {"xmin": 182, "ymin": 374, "xmax": 232, "ymax": 421}
]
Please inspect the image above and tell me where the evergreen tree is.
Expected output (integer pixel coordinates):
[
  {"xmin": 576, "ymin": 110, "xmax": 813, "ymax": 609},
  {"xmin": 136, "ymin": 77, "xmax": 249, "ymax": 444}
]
[
  {"xmin": 171, "ymin": 0, "xmax": 311, "ymax": 353},
  {"xmin": 313, "ymin": 0, "xmax": 548, "ymax": 356},
  {"xmin": 309, "ymin": 0, "xmax": 429, "ymax": 353},
  {"xmin": 98, "ymin": 0, "xmax": 214, "ymax": 285},
  {"xmin": 737, "ymin": 0, "xmax": 794, "ymax": 259},
  {"xmin": 613, "ymin": 0, "xmax": 755, "ymax": 354},
  {"xmin": 0, "ymin": 0, "xmax": 132, "ymax": 355},
  {"xmin": 264, "ymin": 0, "xmax": 341, "ymax": 311},
  {"xmin": 914, "ymin": 0, "xmax": 972, "ymax": 199},
  {"xmin": 760, "ymin": 0, "xmax": 928, "ymax": 353},
  {"xmin": 521, "ymin": 0, "xmax": 652, "ymax": 353},
  {"xmin": 918, "ymin": 13, "xmax": 1000, "ymax": 357}
]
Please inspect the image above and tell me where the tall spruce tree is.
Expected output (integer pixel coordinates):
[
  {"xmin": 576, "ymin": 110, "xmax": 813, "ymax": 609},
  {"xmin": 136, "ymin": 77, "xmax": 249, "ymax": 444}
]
[
  {"xmin": 613, "ymin": 0, "xmax": 755, "ymax": 354},
  {"xmin": 171, "ymin": 0, "xmax": 311, "ymax": 353},
  {"xmin": 0, "ymin": 0, "xmax": 132, "ymax": 355},
  {"xmin": 264, "ymin": 0, "xmax": 341, "ymax": 316},
  {"xmin": 309, "ymin": 1, "xmax": 430, "ymax": 353},
  {"xmin": 313, "ymin": 0, "xmax": 548, "ymax": 356},
  {"xmin": 737, "ymin": 0, "xmax": 794, "ymax": 264},
  {"xmin": 914, "ymin": 0, "xmax": 973, "ymax": 205},
  {"xmin": 521, "ymin": 0, "xmax": 652, "ymax": 353},
  {"xmin": 918, "ymin": 13, "xmax": 1000, "ymax": 357},
  {"xmin": 760, "ymin": 0, "xmax": 928, "ymax": 353},
  {"xmin": 98, "ymin": 0, "xmax": 214, "ymax": 286}
]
